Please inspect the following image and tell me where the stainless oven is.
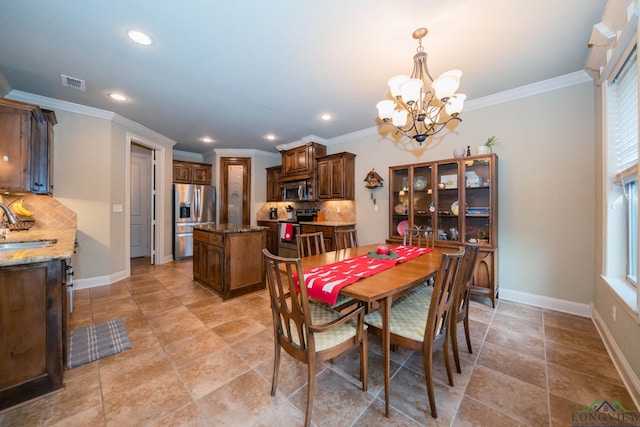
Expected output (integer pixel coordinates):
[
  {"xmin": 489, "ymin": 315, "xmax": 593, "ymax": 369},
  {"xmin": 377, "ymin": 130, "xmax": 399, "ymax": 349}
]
[{"xmin": 278, "ymin": 221, "xmax": 300, "ymax": 258}]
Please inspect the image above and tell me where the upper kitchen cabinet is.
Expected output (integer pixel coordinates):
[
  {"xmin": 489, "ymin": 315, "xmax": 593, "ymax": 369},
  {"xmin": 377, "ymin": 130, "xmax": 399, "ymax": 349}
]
[
  {"xmin": 266, "ymin": 165, "xmax": 282, "ymax": 202},
  {"xmin": 0, "ymin": 98, "xmax": 56, "ymax": 194},
  {"xmin": 173, "ymin": 160, "xmax": 212, "ymax": 185},
  {"xmin": 317, "ymin": 152, "xmax": 356, "ymax": 200},
  {"xmin": 280, "ymin": 142, "xmax": 326, "ymax": 181}
]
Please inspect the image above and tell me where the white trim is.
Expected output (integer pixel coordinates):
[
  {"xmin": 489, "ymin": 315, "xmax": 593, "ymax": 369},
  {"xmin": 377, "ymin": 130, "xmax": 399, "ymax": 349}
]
[
  {"xmin": 592, "ymin": 307, "xmax": 640, "ymax": 410},
  {"xmin": 275, "ymin": 135, "xmax": 329, "ymax": 151},
  {"xmin": 74, "ymin": 269, "xmax": 128, "ymax": 290},
  {"xmin": 5, "ymin": 90, "xmax": 177, "ymax": 147},
  {"xmin": 499, "ymin": 288, "xmax": 593, "ymax": 318},
  {"xmin": 321, "ymin": 71, "xmax": 593, "ymax": 147}
]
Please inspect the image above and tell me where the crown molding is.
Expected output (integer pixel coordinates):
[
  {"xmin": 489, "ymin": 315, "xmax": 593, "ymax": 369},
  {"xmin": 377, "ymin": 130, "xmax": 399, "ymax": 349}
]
[
  {"xmin": 214, "ymin": 148, "xmax": 278, "ymax": 158},
  {"xmin": 275, "ymin": 135, "xmax": 329, "ymax": 151},
  {"xmin": 6, "ymin": 90, "xmax": 176, "ymax": 147},
  {"xmin": 324, "ymin": 70, "xmax": 593, "ymax": 147},
  {"xmin": 0, "ymin": 70, "xmax": 11, "ymax": 97}
]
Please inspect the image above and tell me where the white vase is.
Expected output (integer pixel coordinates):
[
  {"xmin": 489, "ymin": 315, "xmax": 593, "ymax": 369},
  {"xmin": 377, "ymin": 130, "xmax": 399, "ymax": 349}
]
[{"xmin": 476, "ymin": 145, "xmax": 491, "ymax": 155}]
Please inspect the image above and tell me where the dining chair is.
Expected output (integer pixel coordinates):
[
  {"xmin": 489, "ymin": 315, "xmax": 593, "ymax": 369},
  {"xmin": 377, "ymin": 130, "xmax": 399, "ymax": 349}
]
[
  {"xmin": 297, "ymin": 231, "xmax": 326, "ymax": 257},
  {"xmin": 450, "ymin": 244, "xmax": 481, "ymax": 374},
  {"xmin": 262, "ymin": 249, "xmax": 368, "ymax": 427},
  {"xmin": 364, "ymin": 249, "xmax": 463, "ymax": 418},
  {"xmin": 403, "ymin": 226, "xmax": 435, "ymax": 248},
  {"xmin": 334, "ymin": 228, "xmax": 359, "ymax": 250}
]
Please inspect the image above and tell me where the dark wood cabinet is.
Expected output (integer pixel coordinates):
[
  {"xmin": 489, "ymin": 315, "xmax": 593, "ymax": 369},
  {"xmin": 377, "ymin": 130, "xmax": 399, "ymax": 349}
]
[
  {"xmin": 388, "ymin": 154, "xmax": 499, "ymax": 306},
  {"xmin": 0, "ymin": 99, "xmax": 56, "ymax": 194},
  {"xmin": 0, "ymin": 260, "xmax": 66, "ymax": 410},
  {"xmin": 193, "ymin": 228, "xmax": 266, "ymax": 299},
  {"xmin": 257, "ymin": 220, "xmax": 278, "ymax": 255},
  {"xmin": 173, "ymin": 160, "xmax": 212, "ymax": 185},
  {"xmin": 280, "ymin": 142, "xmax": 326, "ymax": 180},
  {"xmin": 317, "ymin": 152, "xmax": 356, "ymax": 200},
  {"xmin": 266, "ymin": 166, "xmax": 282, "ymax": 202}
]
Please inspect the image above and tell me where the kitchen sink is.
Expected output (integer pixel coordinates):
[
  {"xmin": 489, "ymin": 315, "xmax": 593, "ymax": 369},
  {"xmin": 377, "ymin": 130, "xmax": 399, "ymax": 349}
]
[{"xmin": 0, "ymin": 239, "xmax": 58, "ymax": 250}]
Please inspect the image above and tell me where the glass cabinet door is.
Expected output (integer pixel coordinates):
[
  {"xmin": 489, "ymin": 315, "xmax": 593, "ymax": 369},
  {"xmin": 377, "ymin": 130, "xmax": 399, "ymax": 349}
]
[
  {"xmin": 411, "ymin": 164, "xmax": 433, "ymax": 239},
  {"xmin": 390, "ymin": 167, "xmax": 410, "ymax": 239},
  {"xmin": 463, "ymin": 157, "xmax": 492, "ymax": 246},
  {"xmin": 436, "ymin": 161, "xmax": 461, "ymax": 243}
]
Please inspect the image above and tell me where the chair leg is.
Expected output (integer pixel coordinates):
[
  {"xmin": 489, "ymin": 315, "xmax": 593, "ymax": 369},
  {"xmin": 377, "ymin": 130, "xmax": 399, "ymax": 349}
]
[
  {"xmin": 451, "ymin": 321, "xmax": 462, "ymax": 374},
  {"xmin": 305, "ymin": 358, "xmax": 316, "ymax": 427},
  {"xmin": 361, "ymin": 332, "xmax": 368, "ymax": 391},
  {"xmin": 423, "ymin": 350, "xmax": 438, "ymax": 418},
  {"xmin": 271, "ymin": 343, "xmax": 281, "ymax": 396},
  {"xmin": 443, "ymin": 334, "xmax": 455, "ymax": 387},
  {"xmin": 464, "ymin": 314, "xmax": 473, "ymax": 354}
]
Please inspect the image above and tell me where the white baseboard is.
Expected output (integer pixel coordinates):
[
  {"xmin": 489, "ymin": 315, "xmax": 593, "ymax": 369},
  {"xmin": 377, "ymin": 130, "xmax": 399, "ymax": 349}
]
[
  {"xmin": 499, "ymin": 288, "xmax": 593, "ymax": 318},
  {"xmin": 592, "ymin": 307, "xmax": 640, "ymax": 410},
  {"xmin": 74, "ymin": 269, "xmax": 128, "ymax": 290}
]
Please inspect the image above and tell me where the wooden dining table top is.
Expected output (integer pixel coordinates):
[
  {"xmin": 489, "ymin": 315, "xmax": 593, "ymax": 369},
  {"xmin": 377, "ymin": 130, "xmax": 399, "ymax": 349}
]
[{"xmin": 298, "ymin": 244, "xmax": 454, "ymax": 303}]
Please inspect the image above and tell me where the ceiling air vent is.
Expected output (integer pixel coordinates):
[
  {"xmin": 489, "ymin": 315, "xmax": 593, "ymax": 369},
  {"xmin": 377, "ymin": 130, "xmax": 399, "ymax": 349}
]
[{"xmin": 60, "ymin": 74, "xmax": 86, "ymax": 91}]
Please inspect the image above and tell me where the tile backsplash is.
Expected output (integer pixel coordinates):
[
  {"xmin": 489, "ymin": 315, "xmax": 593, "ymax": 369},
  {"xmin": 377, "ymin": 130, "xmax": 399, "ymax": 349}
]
[
  {"xmin": 0, "ymin": 194, "xmax": 76, "ymax": 230},
  {"xmin": 257, "ymin": 200, "xmax": 355, "ymax": 222}
]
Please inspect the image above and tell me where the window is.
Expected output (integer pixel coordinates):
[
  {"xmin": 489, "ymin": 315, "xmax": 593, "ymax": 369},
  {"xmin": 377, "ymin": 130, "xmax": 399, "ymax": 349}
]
[{"xmin": 607, "ymin": 46, "xmax": 638, "ymax": 288}]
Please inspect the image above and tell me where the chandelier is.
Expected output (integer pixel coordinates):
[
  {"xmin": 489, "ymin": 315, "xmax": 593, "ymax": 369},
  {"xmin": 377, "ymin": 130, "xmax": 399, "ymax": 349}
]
[{"xmin": 377, "ymin": 28, "xmax": 465, "ymax": 144}]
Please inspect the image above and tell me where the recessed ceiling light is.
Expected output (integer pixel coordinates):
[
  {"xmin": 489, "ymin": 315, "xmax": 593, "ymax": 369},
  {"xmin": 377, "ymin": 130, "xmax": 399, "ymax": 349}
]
[
  {"xmin": 265, "ymin": 134, "xmax": 277, "ymax": 141},
  {"xmin": 126, "ymin": 29, "xmax": 153, "ymax": 46},
  {"xmin": 109, "ymin": 93, "xmax": 127, "ymax": 101},
  {"xmin": 199, "ymin": 136, "xmax": 215, "ymax": 143},
  {"xmin": 320, "ymin": 113, "xmax": 333, "ymax": 121}
]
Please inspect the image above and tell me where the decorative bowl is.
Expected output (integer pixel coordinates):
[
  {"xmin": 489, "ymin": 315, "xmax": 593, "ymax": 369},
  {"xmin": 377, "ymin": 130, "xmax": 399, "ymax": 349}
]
[{"xmin": 413, "ymin": 176, "xmax": 427, "ymax": 191}]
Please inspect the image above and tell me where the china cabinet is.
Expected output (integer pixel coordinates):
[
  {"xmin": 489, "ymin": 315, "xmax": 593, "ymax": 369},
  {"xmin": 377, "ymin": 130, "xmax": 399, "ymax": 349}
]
[{"xmin": 388, "ymin": 154, "xmax": 498, "ymax": 306}]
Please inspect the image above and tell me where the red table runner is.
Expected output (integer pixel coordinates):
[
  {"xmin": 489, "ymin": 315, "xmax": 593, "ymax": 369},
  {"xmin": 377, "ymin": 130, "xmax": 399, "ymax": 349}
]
[{"xmin": 299, "ymin": 245, "xmax": 433, "ymax": 304}]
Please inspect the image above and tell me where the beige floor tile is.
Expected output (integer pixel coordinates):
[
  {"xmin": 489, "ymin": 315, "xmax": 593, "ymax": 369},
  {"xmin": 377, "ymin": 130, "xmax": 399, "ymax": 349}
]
[
  {"xmin": 212, "ymin": 316, "xmax": 269, "ymax": 345},
  {"xmin": 353, "ymin": 397, "xmax": 424, "ymax": 426},
  {"xmin": 547, "ymin": 364, "xmax": 637, "ymax": 410},
  {"xmin": 496, "ymin": 299, "xmax": 544, "ymax": 323},
  {"xmin": 103, "ymin": 369, "xmax": 192, "ymax": 425},
  {"xmin": 489, "ymin": 313, "xmax": 545, "ymax": 339},
  {"xmin": 289, "ymin": 368, "xmax": 374, "ymax": 427},
  {"xmin": 197, "ymin": 370, "xmax": 282, "ymax": 425},
  {"xmin": 231, "ymin": 327, "xmax": 276, "ymax": 367},
  {"xmin": 465, "ymin": 364, "xmax": 549, "ymax": 425},
  {"xmin": 477, "ymin": 341, "xmax": 547, "ymax": 388},
  {"xmin": 544, "ymin": 323, "xmax": 609, "ymax": 356},
  {"xmin": 253, "ymin": 400, "xmax": 307, "ymax": 427},
  {"xmin": 163, "ymin": 328, "xmax": 228, "ymax": 367},
  {"xmin": 546, "ymin": 340, "xmax": 624, "ymax": 386},
  {"xmin": 177, "ymin": 346, "xmax": 251, "ymax": 399},
  {"xmin": 543, "ymin": 309, "xmax": 598, "ymax": 336},
  {"xmin": 453, "ymin": 396, "xmax": 526, "ymax": 426},
  {"xmin": 155, "ymin": 402, "xmax": 209, "ymax": 427},
  {"xmin": 484, "ymin": 325, "xmax": 545, "ymax": 360}
]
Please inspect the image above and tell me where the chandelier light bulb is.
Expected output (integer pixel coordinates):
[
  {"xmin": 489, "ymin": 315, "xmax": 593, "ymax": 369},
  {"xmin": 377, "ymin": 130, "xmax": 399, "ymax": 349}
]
[
  {"xmin": 387, "ymin": 75, "xmax": 410, "ymax": 97},
  {"xmin": 377, "ymin": 100, "xmax": 396, "ymax": 120},
  {"xmin": 445, "ymin": 94, "xmax": 466, "ymax": 116},
  {"xmin": 400, "ymin": 79, "xmax": 423, "ymax": 104}
]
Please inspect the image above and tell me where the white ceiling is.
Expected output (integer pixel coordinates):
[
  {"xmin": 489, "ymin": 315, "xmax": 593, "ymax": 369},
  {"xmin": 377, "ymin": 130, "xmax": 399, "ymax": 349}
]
[{"xmin": 0, "ymin": 0, "xmax": 606, "ymax": 154}]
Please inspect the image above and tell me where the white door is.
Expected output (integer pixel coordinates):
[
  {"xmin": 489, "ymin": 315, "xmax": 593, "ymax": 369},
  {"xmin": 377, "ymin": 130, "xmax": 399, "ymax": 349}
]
[{"xmin": 131, "ymin": 146, "xmax": 151, "ymax": 258}]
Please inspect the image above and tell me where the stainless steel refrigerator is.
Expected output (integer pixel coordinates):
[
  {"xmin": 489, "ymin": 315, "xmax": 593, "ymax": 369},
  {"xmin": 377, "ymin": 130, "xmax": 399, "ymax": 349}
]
[{"xmin": 173, "ymin": 183, "xmax": 216, "ymax": 259}]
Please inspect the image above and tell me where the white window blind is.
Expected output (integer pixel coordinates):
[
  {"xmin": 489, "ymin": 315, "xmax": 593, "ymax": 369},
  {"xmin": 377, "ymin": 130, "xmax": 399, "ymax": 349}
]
[{"xmin": 612, "ymin": 48, "xmax": 638, "ymax": 177}]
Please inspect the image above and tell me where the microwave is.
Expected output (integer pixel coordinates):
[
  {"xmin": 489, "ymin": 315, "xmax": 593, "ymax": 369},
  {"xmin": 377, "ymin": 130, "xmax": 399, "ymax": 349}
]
[{"xmin": 282, "ymin": 180, "xmax": 310, "ymax": 201}]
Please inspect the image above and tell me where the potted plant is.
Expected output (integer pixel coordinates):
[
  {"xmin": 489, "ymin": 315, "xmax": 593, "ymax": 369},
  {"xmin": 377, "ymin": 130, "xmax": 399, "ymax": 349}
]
[{"xmin": 477, "ymin": 135, "xmax": 498, "ymax": 155}]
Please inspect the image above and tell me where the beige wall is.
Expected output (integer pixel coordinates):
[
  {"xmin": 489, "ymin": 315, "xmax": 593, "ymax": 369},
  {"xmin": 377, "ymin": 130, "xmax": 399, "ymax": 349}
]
[
  {"xmin": 329, "ymin": 81, "xmax": 595, "ymax": 306},
  {"xmin": 53, "ymin": 110, "xmax": 113, "ymax": 279}
]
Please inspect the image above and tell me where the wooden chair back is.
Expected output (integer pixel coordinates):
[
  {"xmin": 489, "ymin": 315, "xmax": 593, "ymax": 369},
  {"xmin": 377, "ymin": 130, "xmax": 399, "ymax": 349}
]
[
  {"xmin": 450, "ymin": 244, "xmax": 481, "ymax": 373},
  {"xmin": 262, "ymin": 248, "xmax": 368, "ymax": 426},
  {"xmin": 403, "ymin": 226, "xmax": 435, "ymax": 248},
  {"xmin": 297, "ymin": 232, "xmax": 326, "ymax": 257},
  {"xmin": 334, "ymin": 229, "xmax": 359, "ymax": 250}
]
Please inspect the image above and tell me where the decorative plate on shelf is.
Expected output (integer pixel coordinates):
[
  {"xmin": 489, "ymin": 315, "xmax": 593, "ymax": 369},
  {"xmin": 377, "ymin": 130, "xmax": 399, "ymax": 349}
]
[
  {"xmin": 397, "ymin": 220, "xmax": 409, "ymax": 236},
  {"xmin": 394, "ymin": 203, "xmax": 406, "ymax": 214},
  {"xmin": 451, "ymin": 201, "xmax": 459, "ymax": 216},
  {"xmin": 413, "ymin": 176, "xmax": 428, "ymax": 191}
]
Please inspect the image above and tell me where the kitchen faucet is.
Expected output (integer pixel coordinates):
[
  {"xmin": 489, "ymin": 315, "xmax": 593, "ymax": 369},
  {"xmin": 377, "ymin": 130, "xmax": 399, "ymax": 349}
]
[{"xmin": 0, "ymin": 203, "xmax": 18, "ymax": 238}]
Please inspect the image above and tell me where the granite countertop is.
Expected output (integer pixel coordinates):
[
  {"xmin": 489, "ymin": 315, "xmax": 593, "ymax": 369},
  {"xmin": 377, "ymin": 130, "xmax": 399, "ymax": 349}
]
[
  {"xmin": 0, "ymin": 227, "xmax": 76, "ymax": 267},
  {"xmin": 194, "ymin": 223, "xmax": 268, "ymax": 233}
]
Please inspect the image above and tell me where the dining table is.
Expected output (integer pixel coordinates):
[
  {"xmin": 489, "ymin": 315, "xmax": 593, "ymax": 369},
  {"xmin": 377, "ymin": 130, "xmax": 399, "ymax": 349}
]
[{"xmin": 298, "ymin": 243, "xmax": 452, "ymax": 417}]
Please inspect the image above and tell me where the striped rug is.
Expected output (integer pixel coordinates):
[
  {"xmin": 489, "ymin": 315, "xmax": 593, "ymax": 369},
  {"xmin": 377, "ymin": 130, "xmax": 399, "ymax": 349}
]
[{"xmin": 67, "ymin": 318, "xmax": 131, "ymax": 369}]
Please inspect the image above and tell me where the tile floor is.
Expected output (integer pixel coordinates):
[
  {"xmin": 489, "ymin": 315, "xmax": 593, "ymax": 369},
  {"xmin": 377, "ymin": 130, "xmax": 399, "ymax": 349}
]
[{"xmin": 0, "ymin": 257, "xmax": 637, "ymax": 426}]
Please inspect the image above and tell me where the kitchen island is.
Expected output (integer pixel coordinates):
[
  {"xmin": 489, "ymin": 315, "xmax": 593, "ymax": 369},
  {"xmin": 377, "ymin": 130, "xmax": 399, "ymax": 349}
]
[
  {"xmin": 193, "ymin": 224, "xmax": 267, "ymax": 299},
  {"xmin": 0, "ymin": 226, "xmax": 76, "ymax": 410}
]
